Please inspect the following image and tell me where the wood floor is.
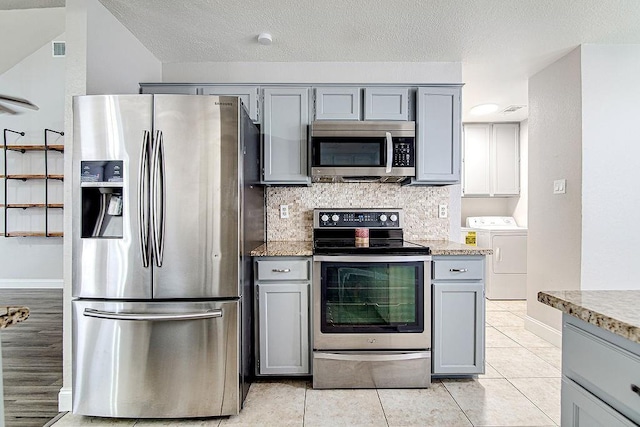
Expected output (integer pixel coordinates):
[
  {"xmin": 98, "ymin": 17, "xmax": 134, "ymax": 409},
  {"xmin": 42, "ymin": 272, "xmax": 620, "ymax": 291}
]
[{"xmin": 1, "ymin": 289, "xmax": 63, "ymax": 427}]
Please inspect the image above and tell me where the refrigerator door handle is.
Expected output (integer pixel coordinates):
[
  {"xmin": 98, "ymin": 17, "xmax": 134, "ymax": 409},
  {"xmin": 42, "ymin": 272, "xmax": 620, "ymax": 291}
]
[
  {"xmin": 138, "ymin": 130, "xmax": 151, "ymax": 267},
  {"xmin": 83, "ymin": 308, "xmax": 223, "ymax": 321},
  {"xmin": 151, "ymin": 130, "xmax": 166, "ymax": 267}
]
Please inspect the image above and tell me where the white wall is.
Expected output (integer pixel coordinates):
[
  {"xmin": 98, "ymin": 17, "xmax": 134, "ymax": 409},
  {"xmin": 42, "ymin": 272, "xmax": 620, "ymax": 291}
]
[
  {"xmin": 527, "ymin": 47, "xmax": 583, "ymax": 332},
  {"xmin": 86, "ymin": 0, "xmax": 161, "ymax": 94},
  {"xmin": 580, "ymin": 45, "xmax": 640, "ymax": 291},
  {"xmin": 163, "ymin": 61, "xmax": 461, "ymax": 84},
  {"xmin": 509, "ymin": 119, "xmax": 528, "ymax": 227},
  {"xmin": 0, "ymin": 35, "xmax": 66, "ymax": 287},
  {"xmin": 0, "ymin": 8, "xmax": 65, "ymax": 75}
]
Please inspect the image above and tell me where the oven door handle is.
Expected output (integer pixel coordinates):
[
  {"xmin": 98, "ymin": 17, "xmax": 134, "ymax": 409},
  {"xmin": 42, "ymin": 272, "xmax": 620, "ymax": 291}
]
[
  {"xmin": 314, "ymin": 352, "xmax": 431, "ymax": 362},
  {"xmin": 313, "ymin": 255, "xmax": 431, "ymax": 263}
]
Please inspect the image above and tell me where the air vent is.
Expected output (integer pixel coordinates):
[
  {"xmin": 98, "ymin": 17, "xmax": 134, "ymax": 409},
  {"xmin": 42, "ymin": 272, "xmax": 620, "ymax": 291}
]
[
  {"xmin": 52, "ymin": 41, "xmax": 66, "ymax": 57},
  {"xmin": 501, "ymin": 105, "xmax": 525, "ymax": 114}
]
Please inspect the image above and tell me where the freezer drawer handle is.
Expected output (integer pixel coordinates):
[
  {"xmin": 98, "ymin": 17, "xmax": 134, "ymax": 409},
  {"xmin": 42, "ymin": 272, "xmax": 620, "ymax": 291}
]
[
  {"xmin": 83, "ymin": 308, "xmax": 223, "ymax": 321},
  {"xmin": 315, "ymin": 352, "xmax": 430, "ymax": 362},
  {"xmin": 272, "ymin": 268, "xmax": 291, "ymax": 273},
  {"xmin": 449, "ymin": 268, "xmax": 468, "ymax": 272}
]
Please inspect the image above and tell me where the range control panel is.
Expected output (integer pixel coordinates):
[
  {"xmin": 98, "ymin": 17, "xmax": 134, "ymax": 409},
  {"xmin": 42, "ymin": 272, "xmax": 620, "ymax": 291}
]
[{"xmin": 313, "ymin": 209, "xmax": 402, "ymax": 228}]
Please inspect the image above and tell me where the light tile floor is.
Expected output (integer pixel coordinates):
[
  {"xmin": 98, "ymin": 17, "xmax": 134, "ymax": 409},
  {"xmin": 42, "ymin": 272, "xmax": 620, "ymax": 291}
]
[{"xmin": 49, "ymin": 299, "xmax": 561, "ymax": 427}]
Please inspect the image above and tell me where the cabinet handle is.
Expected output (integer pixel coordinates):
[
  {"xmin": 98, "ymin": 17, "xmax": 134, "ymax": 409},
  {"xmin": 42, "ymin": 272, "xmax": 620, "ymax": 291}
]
[
  {"xmin": 449, "ymin": 268, "xmax": 468, "ymax": 273},
  {"xmin": 272, "ymin": 268, "xmax": 291, "ymax": 273},
  {"xmin": 632, "ymin": 384, "xmax": 640, "ymax": 396}
]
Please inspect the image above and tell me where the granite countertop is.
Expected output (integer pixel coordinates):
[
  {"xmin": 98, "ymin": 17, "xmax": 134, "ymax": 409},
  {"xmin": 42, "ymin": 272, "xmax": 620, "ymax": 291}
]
[
  {"xmin": 250, "ymin": 240, "xmax": 491, "ymax": 257},
  {"xmin": 0, "ymin": 306, "xmax": 29, "ymax": 329},
  {"xmin": 538, "ymin": 290, "xmax": 640, "ymax": 344}
]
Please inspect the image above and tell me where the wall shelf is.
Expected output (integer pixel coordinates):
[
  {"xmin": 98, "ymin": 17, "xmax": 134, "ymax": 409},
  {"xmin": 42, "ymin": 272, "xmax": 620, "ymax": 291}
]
[{"xmin": 2, "ymin": 128, "xmax": 64, "ymax": 237}]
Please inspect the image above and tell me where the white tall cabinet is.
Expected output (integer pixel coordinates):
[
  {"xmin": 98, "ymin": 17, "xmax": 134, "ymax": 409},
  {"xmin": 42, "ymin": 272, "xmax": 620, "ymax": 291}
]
[{"xmin": 462, "ymin": 123, "xmax": 520, "ymax": 196}]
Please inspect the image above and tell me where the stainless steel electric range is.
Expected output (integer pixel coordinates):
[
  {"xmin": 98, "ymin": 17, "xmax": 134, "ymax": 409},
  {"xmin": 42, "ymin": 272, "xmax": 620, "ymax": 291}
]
[{"xmin": 312, "ymin": 208, "xmax": 432, "ymax": 389}]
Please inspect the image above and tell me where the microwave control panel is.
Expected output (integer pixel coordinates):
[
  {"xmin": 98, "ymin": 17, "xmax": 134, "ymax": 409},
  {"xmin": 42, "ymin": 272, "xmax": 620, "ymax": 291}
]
[{"xmin": 392, "ymin": 139, "xmax": 414, "ymax": 167}]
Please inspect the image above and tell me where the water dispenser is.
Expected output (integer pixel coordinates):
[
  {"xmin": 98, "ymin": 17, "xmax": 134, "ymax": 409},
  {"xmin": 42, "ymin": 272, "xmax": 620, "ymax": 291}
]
[{"xmin": 80, "ymin": 160, "xmax": 124, "ymax": 238}]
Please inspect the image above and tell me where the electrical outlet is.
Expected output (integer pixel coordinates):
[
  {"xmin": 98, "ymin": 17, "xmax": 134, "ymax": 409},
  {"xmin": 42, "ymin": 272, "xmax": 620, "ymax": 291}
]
[
  {"xmin": 438, "ymin": 204, "xmax": 448, "ymax": 219},
  {"xmin": 280, "ymin": 204, "xmax": 289, "ymax": 219}
]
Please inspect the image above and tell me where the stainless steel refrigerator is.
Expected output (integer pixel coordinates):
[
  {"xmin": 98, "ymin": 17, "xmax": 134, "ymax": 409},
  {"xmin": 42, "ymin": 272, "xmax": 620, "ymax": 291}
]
[{"xmin": 71, "ymin": 95, "xmax": 264, "ymax": 418}]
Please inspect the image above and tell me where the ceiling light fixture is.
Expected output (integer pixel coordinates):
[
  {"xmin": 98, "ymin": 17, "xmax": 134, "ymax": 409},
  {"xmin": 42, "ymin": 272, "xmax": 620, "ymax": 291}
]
[
  {"xmin": 469, "ymin": 103, "xmax": 499, "ymax": 116},
  {"xmin": 257, "ymin": 33, "xmax": 272, "ymax": 45}
]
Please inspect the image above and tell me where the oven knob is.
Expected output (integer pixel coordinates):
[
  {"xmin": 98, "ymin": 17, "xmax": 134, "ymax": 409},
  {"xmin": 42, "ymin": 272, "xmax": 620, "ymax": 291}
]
[
  {"xmin": 321, "ymin": 214, "xmax": 329, "ymax": 222},
  {"xmin": 390, "ymin": 214, "xmax": 398, "ymax": 222},
  {"xmin": 379, "ymin": 214, "xmax": 387, "ymax": 222},
  {"xmin": 331, "ymin": 214, "xmax": 340, "ymax": 222}
]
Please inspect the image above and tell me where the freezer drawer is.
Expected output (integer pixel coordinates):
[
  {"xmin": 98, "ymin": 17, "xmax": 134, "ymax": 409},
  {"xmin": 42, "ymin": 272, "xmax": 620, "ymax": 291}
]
[{"xmin": 72, "ymin": 300, "xmax": 240, "ymax": 418}]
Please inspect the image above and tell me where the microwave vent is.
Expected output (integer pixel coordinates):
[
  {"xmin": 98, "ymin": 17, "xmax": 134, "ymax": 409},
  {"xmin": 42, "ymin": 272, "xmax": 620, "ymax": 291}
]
[{"xmin": 501, "ymin": 105, "xmax": 525, "ymax": 114}]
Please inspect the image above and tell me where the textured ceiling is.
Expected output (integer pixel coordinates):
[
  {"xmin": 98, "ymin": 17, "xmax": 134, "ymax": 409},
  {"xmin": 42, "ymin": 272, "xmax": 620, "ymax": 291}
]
[
  {"xmin": 96, "ymin": 0, "xmax": 640, "ymax": 122},
  {"xmin": 4, "ymin": 0, "xmax": 640, "ymax": 122}
]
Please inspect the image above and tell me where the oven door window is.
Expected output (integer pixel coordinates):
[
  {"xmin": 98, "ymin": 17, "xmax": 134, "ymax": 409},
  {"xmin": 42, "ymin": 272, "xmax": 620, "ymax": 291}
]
[
  {"xmin": 320, "ymin": 261, "xmax": 424, "ymax": 333},
  {"xmin": 313, "ymin": 138, "xmax": 384, "ymax": 167}
]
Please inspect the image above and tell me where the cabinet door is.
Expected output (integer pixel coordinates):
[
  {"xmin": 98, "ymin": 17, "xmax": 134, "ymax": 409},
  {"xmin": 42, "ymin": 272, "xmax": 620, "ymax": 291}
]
[
  {"xmin": 314, "ymin": 87, "xmax": 361, "ymax": 120},
  {"xmin": 139, "ymin": 84, "xmax": 197, "ymax": 94},
  {"xmin": 257, "ymin": 282, "xmax": 310, "ymax": 375},
  {"xmin": 561, "ymin": 378, "xmax": 636, "ymax": 427},
  {"xmin": 415, "ymin": 87, "xmax": 461, "ymax": 183},
  {"xmin": 201, "ymin": 86, "xmax": 259, "ymax": 122},
  {"xmin": 262, "ymin": 88, "xmax": 310, "ymax": 184},
  {"xmin": 492, "ymin": 123, "xmax": 520, "ymax": 195},
  {"xmin": 364, "ymin": 87, "xmax": 409, "ymax": 120},
  {"xmin": 462, "ymin": 124, "xmax": 491, "ymax": 196},
  {"xmin": 432, "ymin": 282, "xmax": 484, "ymax": 374}
]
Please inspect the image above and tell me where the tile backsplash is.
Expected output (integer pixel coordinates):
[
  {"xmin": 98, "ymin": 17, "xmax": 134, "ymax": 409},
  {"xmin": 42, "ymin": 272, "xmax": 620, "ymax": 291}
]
[{"xmin": 267, "ymin": 183, "xmax": 450, "ymax": 241}]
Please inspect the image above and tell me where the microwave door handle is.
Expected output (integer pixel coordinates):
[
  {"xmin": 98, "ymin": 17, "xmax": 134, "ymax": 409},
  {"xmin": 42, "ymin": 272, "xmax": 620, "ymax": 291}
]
[{"xmin": 385, "ymin": 131, "xmax": 393, "ymax": 173}]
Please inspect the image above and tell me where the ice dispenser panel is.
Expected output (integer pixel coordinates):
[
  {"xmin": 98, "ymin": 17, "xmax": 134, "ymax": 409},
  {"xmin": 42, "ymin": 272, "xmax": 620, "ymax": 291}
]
[{"xmin": 81, "ymin": 161, "xmax": 124, "ymax": 238}]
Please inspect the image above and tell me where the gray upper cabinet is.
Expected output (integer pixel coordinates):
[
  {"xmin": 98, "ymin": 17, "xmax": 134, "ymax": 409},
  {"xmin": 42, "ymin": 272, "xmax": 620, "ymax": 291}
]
[
  {"xmin": 139, "ymin": 84, "xmax": 198, "ymax": 94},
  {"xmin": 262, "ymin": 88, "xmax": 310, "ymax": 184},
  {"xmin": 314, "ymin": 87, "xmax": 361, "ymax": 120},
  {"xmin": 414, "ymin": 86, "xmax": 462, "ymax": 184},
  {"xmin": 364, "ymin": 87, "xmax": 409, "ymax": 121},
  {"xmin": 201, "ymin": 86, "xmax": 259, "ymax": 122}
]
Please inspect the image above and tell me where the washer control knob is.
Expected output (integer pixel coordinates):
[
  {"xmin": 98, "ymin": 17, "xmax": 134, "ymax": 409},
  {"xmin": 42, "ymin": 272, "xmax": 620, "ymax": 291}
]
[
  {"xmin": 379, "ymin": 214, "xmax": 387, "ymax": 222},
  {"xmin": 331, "ymin": 214, "xmax": 340, "ymax": 222},
  {"xmin": 390, "ymin": 214, "xmax": 398, "ymax": 222},
  {"xmin": 321, "ymin": 214, "xmax": 329, "ymax": 222}
]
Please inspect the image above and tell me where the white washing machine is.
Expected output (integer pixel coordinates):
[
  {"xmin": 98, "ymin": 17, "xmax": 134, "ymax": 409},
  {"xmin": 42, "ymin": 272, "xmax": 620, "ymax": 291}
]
[{"xmin": 462, "ymin": 217, "xmax": 527, "ymax": 300}]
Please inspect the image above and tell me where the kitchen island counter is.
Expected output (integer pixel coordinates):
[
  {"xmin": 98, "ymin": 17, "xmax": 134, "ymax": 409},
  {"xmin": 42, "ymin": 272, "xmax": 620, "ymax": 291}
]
[
  {"xmin": 538, "ymin": 290, "xmax": 640, "ymax": 344},
  {"xmin": 251, "ymin": 240, "xmax": 491, "ymax": 257},
  {"xmin": 0, "ymin": 306, "xmax": 29, "ymax": 329}
]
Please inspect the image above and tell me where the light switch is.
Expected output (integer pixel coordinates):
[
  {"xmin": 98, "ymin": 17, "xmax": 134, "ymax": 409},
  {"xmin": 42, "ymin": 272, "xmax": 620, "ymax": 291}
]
[{"xmin": 553, "ymin": 179, "xmax": 566, "ymax": 194}]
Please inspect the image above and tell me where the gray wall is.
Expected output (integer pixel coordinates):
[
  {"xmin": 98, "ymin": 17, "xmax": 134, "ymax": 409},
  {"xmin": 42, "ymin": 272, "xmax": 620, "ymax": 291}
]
[{"xmin": 527, "ymin": 47, "xmax": 583, "ymax": 333}]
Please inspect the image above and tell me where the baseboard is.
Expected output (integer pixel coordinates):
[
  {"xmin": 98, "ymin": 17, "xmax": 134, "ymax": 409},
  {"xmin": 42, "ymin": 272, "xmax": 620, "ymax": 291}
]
[
  {"xmin": 525, "ymin": 315, "xmax": 562, "ymax": 348},
  {"xmin": 58, "ymin": 387, "xmax": 72, "ymax": 412},
  {"xmin": 0, "ymin": 279, "xmax": 63, "ymax": 289}
]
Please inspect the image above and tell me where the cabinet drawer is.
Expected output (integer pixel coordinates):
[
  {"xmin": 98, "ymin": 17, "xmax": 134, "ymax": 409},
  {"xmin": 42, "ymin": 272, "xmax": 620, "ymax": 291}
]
[
  {"xmin": 433, "ymin": 259, "xmax": 484, "ymax": 281},
  {"xmin": 563, "ymin": 322, "xmax": 640, "ymax": 424},
  {"xmin": 256, "ymin": 260, "xmax": 309, "ymax": 281}
]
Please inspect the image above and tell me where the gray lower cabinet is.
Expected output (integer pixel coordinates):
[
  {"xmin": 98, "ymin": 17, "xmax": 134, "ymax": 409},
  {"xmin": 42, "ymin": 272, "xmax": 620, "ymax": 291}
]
[
  {"xmin": 414, "ymin": 86, "xmax": 462, "ymax": 184},
  {"xmin": 561, "ymin": 315, "xmax": 640, "ymax": 426},
  {"xmin": 262, "ymin": 88, "xmax": 310, "ymax": 184},
  {"xmin": 431, "ymin": 256, "xmax": 485, "ymax": 375},
  {"xmin": 254, "ymin": 257, "xmax": 311, "ymax": 375}
]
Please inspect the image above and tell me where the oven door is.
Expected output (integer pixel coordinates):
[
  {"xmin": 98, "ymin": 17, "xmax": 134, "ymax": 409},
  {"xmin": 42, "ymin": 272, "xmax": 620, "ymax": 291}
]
[{"xmin": 313, "ymin": 255, "xmax": 431, "ymax": 350}]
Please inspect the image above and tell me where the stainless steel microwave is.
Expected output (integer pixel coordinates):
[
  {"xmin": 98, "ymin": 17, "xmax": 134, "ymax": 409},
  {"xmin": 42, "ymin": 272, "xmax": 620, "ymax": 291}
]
[{"xmin": 310, "ymin": 120, "xmax": 416, "ymax": 183}]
